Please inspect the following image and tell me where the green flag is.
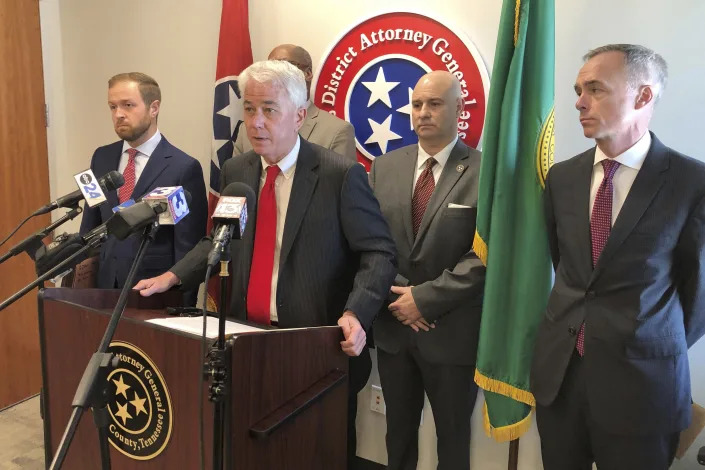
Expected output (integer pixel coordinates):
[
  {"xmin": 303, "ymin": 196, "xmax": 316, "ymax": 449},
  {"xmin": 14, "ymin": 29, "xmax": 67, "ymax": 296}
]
[{"xmin": 472, "ymin": 0, "xmax": 554, "ymax": 442}]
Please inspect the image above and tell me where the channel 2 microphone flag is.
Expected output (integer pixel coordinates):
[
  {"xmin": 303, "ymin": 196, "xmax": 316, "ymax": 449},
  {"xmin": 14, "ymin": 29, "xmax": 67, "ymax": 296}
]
[
  {"xmin": 472, "ymin": 0, "xmax": 554, "ymax": 442},
  {"xmin": 208, "ymin": 0, "xmax": 253, "ymax": 310}
]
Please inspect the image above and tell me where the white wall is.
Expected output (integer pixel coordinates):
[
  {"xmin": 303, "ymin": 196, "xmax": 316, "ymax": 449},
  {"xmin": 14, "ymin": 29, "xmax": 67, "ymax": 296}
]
[{"xmin": 40, "ymin": 0, "xmax": 705, "ymax": 468}]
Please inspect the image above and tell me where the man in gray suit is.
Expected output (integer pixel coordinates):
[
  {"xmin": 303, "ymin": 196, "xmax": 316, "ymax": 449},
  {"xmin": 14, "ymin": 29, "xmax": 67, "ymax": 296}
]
[
  {"xmin": 369, "ymin": 71, "xmax": 485, "ymax": 470},
  {"xmin": 531, "ymin": 44, "xmax": 705, "ymax": 470},
  {"xmin": 233, "ymin": 43, "xmax": 357, "ymax": 161},
  {"xmin": 135, "ymin": 60, "xmax": 396, "ymax": 468}
]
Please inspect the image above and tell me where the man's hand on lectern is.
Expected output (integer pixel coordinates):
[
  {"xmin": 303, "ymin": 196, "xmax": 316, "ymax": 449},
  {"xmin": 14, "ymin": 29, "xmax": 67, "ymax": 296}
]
[
  {"xmin": 338, "ymin": 310, "xmax": 366, "ymax": 357},
  {"xmin": 133, "ymin": 271, "xmax": 180, "ymax": 297}
]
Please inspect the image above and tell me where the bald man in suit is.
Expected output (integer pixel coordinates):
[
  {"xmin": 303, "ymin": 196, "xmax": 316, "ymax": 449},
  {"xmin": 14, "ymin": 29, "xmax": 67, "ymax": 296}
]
[
  {"xmin": 370, "ymin": 71, "xmax": 484, "ymax": 470},
  {"xmin": 233, "ymin": 44, "xmax": 356, "ymax": 161}
]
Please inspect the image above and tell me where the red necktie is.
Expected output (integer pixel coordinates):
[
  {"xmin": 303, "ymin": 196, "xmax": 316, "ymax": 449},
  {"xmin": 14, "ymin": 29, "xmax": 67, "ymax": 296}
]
[
  {"xmin": 246, "ymin": 165, "xmax": 281, "ymax": 325},
  {"xmin": 118, "ymin": 148, "xmax": 139, "ymax": 203},
  {"xmin": 411, "ymin": 158, "xmax": 437, "ymax": 238},
  {"xmin": 577, "ymin": 159, "xmax": 620, "ymax": 356}
]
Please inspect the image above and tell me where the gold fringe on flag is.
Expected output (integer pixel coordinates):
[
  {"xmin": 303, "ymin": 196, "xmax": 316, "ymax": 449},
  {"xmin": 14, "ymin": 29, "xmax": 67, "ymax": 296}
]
[{"xmin": 482, "ymin": 401, "xmax": 534, "ymax": 442}]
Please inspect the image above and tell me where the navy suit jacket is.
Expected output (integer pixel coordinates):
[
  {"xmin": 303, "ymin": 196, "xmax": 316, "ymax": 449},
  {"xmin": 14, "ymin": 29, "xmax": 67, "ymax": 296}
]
[
  {"xmin": 171, "ymin": 138, "xmax": 397, "ymax": 329},
  {"xmin": 79, "ymin": 136, "xmax": 208, "ymax": 297},
  {"xmin": 530, "ymin": 133, "xmax": 705, "ymax": 435}
]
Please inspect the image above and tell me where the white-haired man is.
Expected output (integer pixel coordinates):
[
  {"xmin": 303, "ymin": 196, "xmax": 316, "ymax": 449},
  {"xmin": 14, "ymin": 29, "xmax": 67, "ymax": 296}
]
[{"xmin": 134, "ymin": 60, "xmax": 397, "ymax": 468}]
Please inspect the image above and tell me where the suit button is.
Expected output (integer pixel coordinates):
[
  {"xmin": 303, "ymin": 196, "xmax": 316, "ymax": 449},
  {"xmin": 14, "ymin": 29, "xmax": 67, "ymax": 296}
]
[
  {"xmin": 585, "ymin": 291, "xmax": 596, "ymax": 299},
  {"xmin": 568, "ymin": 327, "xmax": 577, "ymax": 336}
]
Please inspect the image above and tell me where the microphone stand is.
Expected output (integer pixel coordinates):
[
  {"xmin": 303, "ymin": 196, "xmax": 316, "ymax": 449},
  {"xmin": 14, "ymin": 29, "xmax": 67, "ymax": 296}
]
[
  {"xmin": 49, "ymin": 221, "xmax": 160, "ymax": 470},
  {"xmin": 205, "ymin": 240, "xmax": 233, "ymax": 470},
  {"xmin": 0, "ymin": 206, "xmax": 82, "ymax": 265},
  {"xmin": 0, "ymin": 232, "xmax": 104, "ymax": 313}
]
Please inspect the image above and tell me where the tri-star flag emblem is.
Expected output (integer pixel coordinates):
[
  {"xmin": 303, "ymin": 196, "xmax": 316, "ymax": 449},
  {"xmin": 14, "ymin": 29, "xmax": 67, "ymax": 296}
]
[{"xmin": 313, "ymin": 11, "xmax": 490, "ymax": 169}]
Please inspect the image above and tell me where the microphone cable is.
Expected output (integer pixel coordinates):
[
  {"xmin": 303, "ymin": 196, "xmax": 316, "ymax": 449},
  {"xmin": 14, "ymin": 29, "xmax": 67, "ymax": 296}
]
[{"xmin": 0, "ymin": 213, "xmax": 36, "ymax": 249}]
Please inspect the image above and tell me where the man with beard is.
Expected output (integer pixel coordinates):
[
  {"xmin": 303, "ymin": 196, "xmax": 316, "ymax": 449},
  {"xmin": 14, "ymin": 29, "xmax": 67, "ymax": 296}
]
[{"xmin": 79, "ymin": 72, "xmax": 208, "ymax": 303}]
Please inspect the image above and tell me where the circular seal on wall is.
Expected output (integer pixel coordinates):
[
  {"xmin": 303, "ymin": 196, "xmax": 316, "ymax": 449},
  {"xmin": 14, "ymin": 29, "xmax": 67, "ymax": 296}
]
[
  {"xmin": 105, "ymin": 341, "xmax": 173, "ymax": 460},
  {"xmin": 313, "ymin": 10, "xmax": 490, "ymax": 168}
]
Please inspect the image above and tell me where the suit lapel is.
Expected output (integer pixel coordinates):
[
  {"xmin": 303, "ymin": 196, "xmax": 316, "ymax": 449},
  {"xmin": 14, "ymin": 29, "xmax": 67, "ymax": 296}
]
[
  {"xmin": 280, "ymin": 140, "xmax": 318, "ymax": 267},
  {"xmin": 299, "ymin": 104, "xmax": 318, "ymax": 141},
  {"xmin": 591, "ymin": 135, "xmax": 669, "ymax": 279},
  {"xmin": 412, "ymin": 141, "xmax": 469, "ymax": 252},
  {"xmin": 99, "ymin": 141, "xmax": 123, "ymax": 209},
  {"xmin": 240, "ymin": 153, "xmax": 262, "ymax": 293},
  {"xmin": 398, "ymin": 145, "xmax": 417, "ymax": 250},
  {"xmin": 573, "ymin": 149, "xmax": 596, "ymax": 276},
  {"xmin": 131, "ymin": 136, "xmax": 171, "ymax": 199}
]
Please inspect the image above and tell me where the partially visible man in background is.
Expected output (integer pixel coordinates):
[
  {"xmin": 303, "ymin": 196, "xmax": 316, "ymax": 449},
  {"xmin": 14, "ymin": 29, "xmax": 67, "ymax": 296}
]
[{"xmin": 233, "ymin": 43, "xmax": 357, "ymax": 161}]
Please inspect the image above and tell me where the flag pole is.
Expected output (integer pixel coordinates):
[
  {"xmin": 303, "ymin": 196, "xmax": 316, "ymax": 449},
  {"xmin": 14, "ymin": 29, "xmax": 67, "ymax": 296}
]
[{"xmin": 508, "ymin": 438, "xmax": 519, "ymax": 470}]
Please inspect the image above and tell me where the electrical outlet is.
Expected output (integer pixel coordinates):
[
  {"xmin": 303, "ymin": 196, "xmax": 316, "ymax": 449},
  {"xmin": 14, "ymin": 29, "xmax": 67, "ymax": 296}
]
[{"xmin": 370, "ymin": 384, "xmax": 386, "ymax": 414}]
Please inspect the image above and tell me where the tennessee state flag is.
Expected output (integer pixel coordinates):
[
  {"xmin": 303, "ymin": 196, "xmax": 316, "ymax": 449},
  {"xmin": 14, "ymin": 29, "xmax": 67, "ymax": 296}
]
[{"xmin": 207, "ymin": 0, "xmax": 253, "ymax": 310}]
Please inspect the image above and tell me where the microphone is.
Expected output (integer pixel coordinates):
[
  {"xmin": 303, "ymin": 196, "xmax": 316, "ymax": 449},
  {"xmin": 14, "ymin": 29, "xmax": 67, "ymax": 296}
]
[
  {"xmin": 33, "ymin": 171, "xmax": 125, "ymax": 216},
  {"xmin": 207, "ymin": 183, "xmax": 256, "ymax": 268},
  {"xmin": 106, "ymin": 189, "xmax": 192, "ymax": 240},
  {"xmin": 34, "ymin": 233, "xmax": 94, "ymax": 276},
  {"xmin": 34, "ymin": 189, "xmax": 192, "ymax": 276}
]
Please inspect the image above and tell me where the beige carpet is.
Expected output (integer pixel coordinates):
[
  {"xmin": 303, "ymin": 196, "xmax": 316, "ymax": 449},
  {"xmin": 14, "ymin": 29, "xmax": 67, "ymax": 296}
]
[{"xmin": 0, "ymin": 396, "xmax": 44, "ymax": 470}]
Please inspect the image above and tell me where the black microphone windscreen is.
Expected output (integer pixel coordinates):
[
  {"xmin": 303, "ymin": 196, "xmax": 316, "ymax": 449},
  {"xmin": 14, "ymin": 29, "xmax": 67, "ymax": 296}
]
[
  {"xmin": 102, "ymin": 171, "xmax": 125, "ymax": 191},
  {"xmin": 220, "ymin": 182, "xmax": 256, "ymax": 212}
]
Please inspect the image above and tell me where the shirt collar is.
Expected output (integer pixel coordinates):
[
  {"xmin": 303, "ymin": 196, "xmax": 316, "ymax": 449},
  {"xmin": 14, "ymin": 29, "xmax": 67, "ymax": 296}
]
[
  {"xmin": 121, "ymin": 129, "xmax": 162, "ymax": 157},
  {"xmin": 259, "ymin": 135, "xmax": 300, "ymax": 179},
  {"xmin": 417, "ymin": 135, "xmax": 458, "ymax": 171},
  {"xmin": 594, "ymin": 131, "xmax": 651, "ymax": 170}
]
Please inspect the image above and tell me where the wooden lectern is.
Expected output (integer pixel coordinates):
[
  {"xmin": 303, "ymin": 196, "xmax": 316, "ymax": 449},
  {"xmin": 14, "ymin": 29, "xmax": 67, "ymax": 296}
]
[{"xmin": 38, "ymin": 288, "xmax": 348, "ymax": 469}]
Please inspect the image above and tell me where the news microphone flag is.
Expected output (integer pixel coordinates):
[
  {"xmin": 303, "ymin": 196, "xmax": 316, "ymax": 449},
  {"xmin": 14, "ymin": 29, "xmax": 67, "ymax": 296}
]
[
  {"xmin": 207, "ymin": 0, "xmax": 253, "ymax": 310},
  {"xmin": 212, "ymin": 196, "xmax": 247, "ymax": 239},
  {"xmin": 142, "ymin": 186, "xmax": 190, "ymax": 225},
  {"xmin": 73, "ymin": 169, "xmax": 108, "ymax": 208}
]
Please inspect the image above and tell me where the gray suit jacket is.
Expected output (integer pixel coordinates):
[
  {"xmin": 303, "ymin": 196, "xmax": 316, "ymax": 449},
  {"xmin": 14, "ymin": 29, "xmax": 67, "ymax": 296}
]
[
  {"xmin": 369, "ymin": 141, "xmax": 486, "ymax": 365},
  {"xmin": 172, "ymin": 138, "xmax": 396, "ymax": 329},
  {"xmin": 530, "ymin": 133, "xmax": 705, "ymax": 435},
  {"xmin": 233, "ymin": 103, "xmax": 356, "ymax": 161}
]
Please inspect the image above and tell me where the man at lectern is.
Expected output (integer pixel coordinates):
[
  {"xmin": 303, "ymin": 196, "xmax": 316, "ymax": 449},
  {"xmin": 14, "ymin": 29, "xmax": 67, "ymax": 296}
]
[{"xmin": 133, "ymin": 60, "xmax": 397, "ymax": 468}]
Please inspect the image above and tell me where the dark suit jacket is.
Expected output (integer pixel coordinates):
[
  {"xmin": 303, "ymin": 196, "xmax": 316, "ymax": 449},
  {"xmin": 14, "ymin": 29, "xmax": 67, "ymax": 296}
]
[
  {"xmin": 530, "ymin": 133, "xmax": 705, "ymax": 435},
  {"xmin": 79, "ymin": 136, "xmax": 208, "ymax": 294},
  {"xmin": 171, "ymin": 138, "xmax": 396, "ymax": 329},
  {"xmin": 369, "ymin": 141, "xmax": 486, "ymax": 365}
]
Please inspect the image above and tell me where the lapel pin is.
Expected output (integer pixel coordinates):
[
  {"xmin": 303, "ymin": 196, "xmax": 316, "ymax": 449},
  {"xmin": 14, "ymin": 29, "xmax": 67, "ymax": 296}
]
[{"xmin": 456, "ymin": 164, "xmax": 464, "ymax": 173}]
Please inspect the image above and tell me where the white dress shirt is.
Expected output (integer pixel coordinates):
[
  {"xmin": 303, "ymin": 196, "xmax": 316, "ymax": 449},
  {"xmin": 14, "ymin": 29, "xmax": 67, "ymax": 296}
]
[
  {"xmin": 118, "ymin": 129, "xmax": 162, "ymax": 188},
  {"xmin": 414, "ymin": 135, "xmax": 458, "ymax": 189},
  {"xmin": 258, "ymin": 136, "xmax": 300, "ymax": 322},
  {"xmin": 590, "ymin": 132, "xmax": 651, "ymax": 225}
]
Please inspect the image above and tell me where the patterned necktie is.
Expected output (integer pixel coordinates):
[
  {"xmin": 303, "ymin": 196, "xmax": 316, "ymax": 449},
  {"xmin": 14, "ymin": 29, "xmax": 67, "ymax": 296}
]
[
  {"xmin": 411, "ymin": 157, "xmax": 437, "ymax": 238},
  {"xmin": 577, "ymin": 159, "xmax": 621, "ymax": 356},
  {"xmin": 118, "ymin": 148, "xmax": 139, "ymax": 203},
  {"xmin": 246, "ymin": 165, "xmax": 281, "ymax": 325}
]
